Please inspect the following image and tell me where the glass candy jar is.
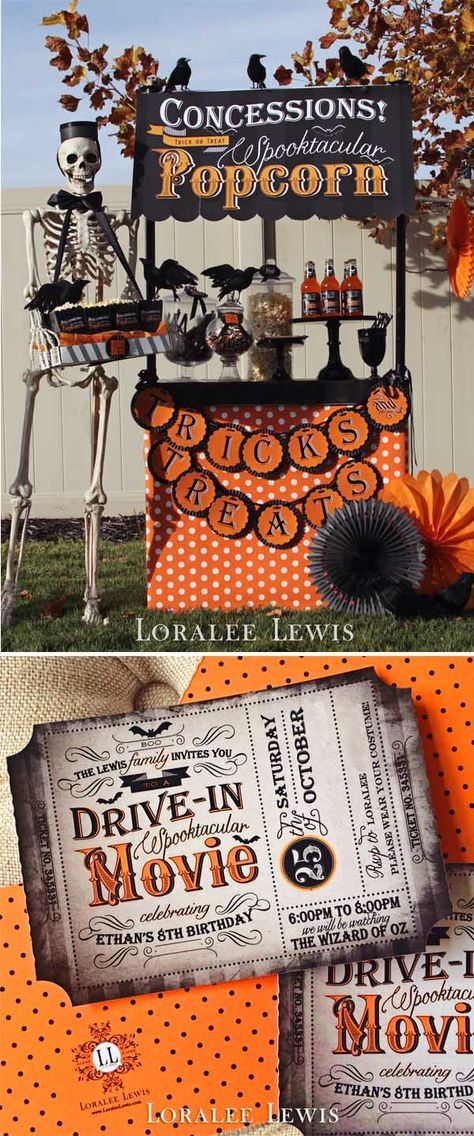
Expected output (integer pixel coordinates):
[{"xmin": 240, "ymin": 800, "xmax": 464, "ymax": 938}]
[
  {"xmin": 163, "ymin": 292, "xmax": 214, "ymax": 381},
  {"xmin": 205, "ymin": 299, "xmax": 253, "ymax": 381},
  {"xmin": 246, "ymin": 261, "xmax": 294, "ymax": 381}
]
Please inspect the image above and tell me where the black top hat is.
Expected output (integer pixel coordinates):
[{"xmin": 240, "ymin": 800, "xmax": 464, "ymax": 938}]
[{"xmin": 59, "ymin": 121, "xmax": 99, "ymax": 143}]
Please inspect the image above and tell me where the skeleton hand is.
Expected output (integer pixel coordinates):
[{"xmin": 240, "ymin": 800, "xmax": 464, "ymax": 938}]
[{"xmin": 23, "ymin": 281, "xmax": 38, "ymax": 302}]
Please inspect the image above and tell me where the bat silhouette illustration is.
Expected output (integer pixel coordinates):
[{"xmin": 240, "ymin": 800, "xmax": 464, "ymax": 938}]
[
  {"xmin": 129, "ymin": 722, "xmax": 172, "ymax": 738},
  {"xmin": 239, "ymin": 836, "xmax": 260, "ymax": 845},
  {"xmin": 97, "ymin": 792, "xmax": 122, "ymax": 804}
]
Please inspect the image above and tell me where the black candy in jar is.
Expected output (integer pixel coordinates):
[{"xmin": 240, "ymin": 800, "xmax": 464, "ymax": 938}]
[{"xmin": 205, "ymin": 299, "xmax": 253, "ymax": 381}]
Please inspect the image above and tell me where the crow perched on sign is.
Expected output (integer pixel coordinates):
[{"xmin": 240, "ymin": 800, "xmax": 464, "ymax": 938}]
[
  {"xmin": 140, "ymin": 257, "xmax": 198, "ymax": 300},
  {"xmin": 338, "ymin": 45, "xmax": 369, "ymax": 81},
  {"xmin": 203, "ymin": 264, "xmax": 258, "ymax": 300},
  {"xmin": 25, "ymin": 277, "xmax": 89, "ymax": 316},
  {"xmin": 247, "ymin": 54, "xmax": 266, "ymax": 89},
  {"xmin": 165, "ymin": 57, "xmax": 191, "ymax": 91}
]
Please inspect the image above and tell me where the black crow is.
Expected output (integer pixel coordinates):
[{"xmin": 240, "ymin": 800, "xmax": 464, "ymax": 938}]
[
  {"xmin": 25, "ymin": 277, "xmax": 89, "ymax": 316},
  {"xmin": 165, "ymin": 57, "xmax": 191, "ymax": 91},
  {"xmin": 203, "ymin": 263, "xmax": 258, "ymax": 300},
  {"xmin": 437, "ymin": 572, "xmax": 474, "ymax": 614},
  {"xmin": 383, "ymin": 573, "xmax": 474, "ymax": 619},
  {"xmin": 382, "ymin": 583, "xmax": 444, "ymax": 619},
  {"xmin": 140, "ymin": 257, "xmax": 198, "ymax": 300},
  {"xmin": 247, "ymin": 54, "xmax": 266, "ymax": 89},
  {"xmin": 339, "ymin": 46, "xmax": 369, "ymax": 81}
]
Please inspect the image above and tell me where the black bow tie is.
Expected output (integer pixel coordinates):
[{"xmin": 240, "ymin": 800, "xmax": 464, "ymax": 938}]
[{"xmin": 47, "ymin": 189, "xmax": 103, "ymax": 212}]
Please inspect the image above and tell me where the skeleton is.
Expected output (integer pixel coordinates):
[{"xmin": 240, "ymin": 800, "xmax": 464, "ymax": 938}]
[{"xmin": 2, "ymin": 124, "xmax": 141, "ymax": 628}]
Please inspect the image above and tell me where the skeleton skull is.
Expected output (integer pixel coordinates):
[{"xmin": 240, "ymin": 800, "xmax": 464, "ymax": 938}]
[{"xmin": 57, "ymin": 136, "xmax": 102, "ymax": 195}]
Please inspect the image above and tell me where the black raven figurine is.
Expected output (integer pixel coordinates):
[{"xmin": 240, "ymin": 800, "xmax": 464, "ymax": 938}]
[
  {"xmin": 437, "ymin": 572, "xmax": 474, "ymax": 613},
  {"xmin": 165, "ymin": 57, "xmax": 191, "ymax": 91},
  {"xmin": 140, "ymin": 257, "xmax": 198, "ymax": 300},
  {"xmin": 382, "ymin": 583, "xmax": 444, "ymax": 619},
  {"xmin": 383, "ymin": 573, "xmax": 474, "ymax": 619},
  {"xmin": 247, "ymin": 54, "xmax": 266, "ymax": 89},
  {"xmin": 203, "ymin": 263, "xmax": 258, "ymax": 300},
  {"xmin": 25, "ymin": 277, "xmax": 89, "ymax": 315},
  {"xmin": 338, "ymin": 45, "xmax": 369, "ymax": 81}
]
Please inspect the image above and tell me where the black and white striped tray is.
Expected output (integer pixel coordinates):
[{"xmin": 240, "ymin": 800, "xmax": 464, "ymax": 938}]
[{"xmin": 30, "ymin": 330, "xmax": 170, "ymax": 369}]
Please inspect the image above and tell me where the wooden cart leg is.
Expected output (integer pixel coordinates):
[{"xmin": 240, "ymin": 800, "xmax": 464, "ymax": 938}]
[
  {"xmin": 82, "ymin": 366, "xmax": 118, "ymax": 625},
  {"xmin": 1, "ymin": 369, "xmax": 43, "ymax": 628}
]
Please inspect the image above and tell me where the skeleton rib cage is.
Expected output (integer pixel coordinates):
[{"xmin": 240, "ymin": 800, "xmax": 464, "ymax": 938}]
[{"xmin": 31, "ymin": 207, "xmax": 139, "ymax": 304}]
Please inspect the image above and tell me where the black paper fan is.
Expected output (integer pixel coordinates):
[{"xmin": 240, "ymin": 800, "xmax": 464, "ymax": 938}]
[{"xmin": 308, "ymin": 499, "xmax": 425, "ymax": 615}]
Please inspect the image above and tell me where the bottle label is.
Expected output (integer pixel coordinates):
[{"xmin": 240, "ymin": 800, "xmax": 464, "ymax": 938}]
[
  {"xmin": 345, "ymin": 288, "xmax": 363, "ymax": 315},
  {"xmin": 302, "ymin": 293, "xmax": 321, "ymax": 317},
  {"xmin": 321, "ymin": 289, "xmax": 340, "ymax": 315}
]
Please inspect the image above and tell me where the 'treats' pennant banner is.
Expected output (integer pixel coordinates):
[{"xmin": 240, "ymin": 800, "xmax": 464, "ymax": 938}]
[{"xmin": 131, "ymin": 85, "xmax": 415, "ymax": 223}]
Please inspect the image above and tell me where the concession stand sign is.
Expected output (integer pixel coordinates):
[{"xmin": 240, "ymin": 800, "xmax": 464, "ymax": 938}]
[{"xmin": 132, "ymin": 84, "xmax": 415, "ymax": 223}]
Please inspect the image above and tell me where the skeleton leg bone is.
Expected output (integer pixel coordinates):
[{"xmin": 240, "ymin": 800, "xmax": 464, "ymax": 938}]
[
  {"xmin": 1, "ymin": 369, "xmax": 43, "ymax": 628},
  {"xmin": 82, "ymin": 366, "xmax": 118, "ymax": 625}
]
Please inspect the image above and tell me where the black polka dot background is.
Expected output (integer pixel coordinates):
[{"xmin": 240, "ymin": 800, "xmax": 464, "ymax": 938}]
[
  {"xmin": 186, "ymin": 655, "xmax": 473, "ymax": 863},
  {"xmin": 0, "ymin": 905, "xmax": 277, "ymax": 1134}
]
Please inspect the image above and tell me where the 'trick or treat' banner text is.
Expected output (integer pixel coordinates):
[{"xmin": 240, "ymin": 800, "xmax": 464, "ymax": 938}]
[{"xmin": 132, "ymin": 85, "xmax": 415, "ymax": 222}]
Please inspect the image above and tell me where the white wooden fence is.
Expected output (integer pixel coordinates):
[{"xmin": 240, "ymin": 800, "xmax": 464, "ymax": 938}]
[{"xmin": 2, "ymin": 184, "xmax": 473, "ymax": 517}]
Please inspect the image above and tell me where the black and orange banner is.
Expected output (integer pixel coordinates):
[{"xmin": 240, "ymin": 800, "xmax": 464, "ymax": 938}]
[
  {"xmin": 132, "ymin": 86, "xmax": 415, "ymax": 222},
  {"xmin": 132, "ymin": 383, "xmax": 403, "ymax": 548}
]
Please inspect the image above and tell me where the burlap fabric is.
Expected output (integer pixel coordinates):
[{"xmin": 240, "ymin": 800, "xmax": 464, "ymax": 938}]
[{"xmin": 0, "ymin": 654, "xmax": 201, "ymax": 888}]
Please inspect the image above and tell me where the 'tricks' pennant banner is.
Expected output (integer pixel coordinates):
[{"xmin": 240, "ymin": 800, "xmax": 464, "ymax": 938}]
[{"xmin": 131, "ymin": 85, "xmax": 415, "ymax": 223}]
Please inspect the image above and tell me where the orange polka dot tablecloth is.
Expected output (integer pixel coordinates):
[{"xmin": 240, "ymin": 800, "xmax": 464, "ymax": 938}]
[{"xmin": 144, "ymin": 403, "xmax": 407, "ymax": 612}]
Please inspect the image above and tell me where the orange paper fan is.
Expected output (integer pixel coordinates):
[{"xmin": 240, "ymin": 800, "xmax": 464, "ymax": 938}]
[
  {"xmin": 381, "ymin": 469, "xmax": 474, "ymax": 595},
  {"xmin": 446, "ymin": 195, "xmax": 474, "ymax": 300}
]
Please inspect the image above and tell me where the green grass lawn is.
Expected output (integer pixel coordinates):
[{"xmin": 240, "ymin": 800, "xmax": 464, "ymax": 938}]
[{"xmin": 2, "ymin": 537, "xmax": 473, "ymax": 653}]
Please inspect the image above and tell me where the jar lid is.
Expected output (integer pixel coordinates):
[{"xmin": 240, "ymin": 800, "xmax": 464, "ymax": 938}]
[{"xmin": 252, "ymin": 261, "xmax": 295, "ymax": 285}]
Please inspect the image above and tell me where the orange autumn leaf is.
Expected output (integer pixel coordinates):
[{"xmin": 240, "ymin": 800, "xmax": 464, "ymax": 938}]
[
  {"xmin": 42, "ymin": 1, "xmax": 78, "ymax": 25},
  {"xmin": 39, "ymin": 596, "xmax": 69, "ymax": 620},
  {"xmin": 461, "ymin": 6, "xmax": 474, "ymax": 34},
  {"xmin": 59, "ymin": 93, "xmax": 80, "ymax": 111},
  {"xmin": 446, "ymin": 195, "xmax": 474, "ymax": 300},
  {"xmin": 381, "ymin": 470, "xmax": 474, "ymax": 596},
  {"xmin": 42, "ymin": 10, "xmax": 70, "ymax": 25}
]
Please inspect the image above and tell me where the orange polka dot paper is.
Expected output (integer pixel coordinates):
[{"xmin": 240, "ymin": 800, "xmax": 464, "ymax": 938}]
[{"xmin": 145, "ymin": 403, "xmax": 406, "ymax": 612}]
